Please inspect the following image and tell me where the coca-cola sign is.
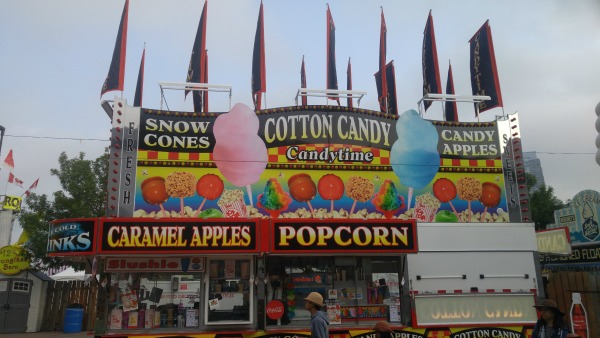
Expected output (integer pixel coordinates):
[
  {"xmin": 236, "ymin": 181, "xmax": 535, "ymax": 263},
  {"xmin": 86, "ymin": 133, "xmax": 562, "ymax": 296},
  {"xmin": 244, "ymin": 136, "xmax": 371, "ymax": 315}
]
[{"xmin": 266, "ymin": 300, "xmax": 285, "ymax": 320}]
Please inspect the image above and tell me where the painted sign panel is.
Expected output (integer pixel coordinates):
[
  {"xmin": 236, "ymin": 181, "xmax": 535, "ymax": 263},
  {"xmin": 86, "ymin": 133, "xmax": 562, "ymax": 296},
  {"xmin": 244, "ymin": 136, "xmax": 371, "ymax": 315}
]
[
  {"xmin": 540, "ymin": 242, "xmax": 600, "ymax": 269},
  {"xmin": 112, "ymin": 104, "xmax": 512, "ymax": 223},
  {"xmin": 552, "ymin": 190, "xmax": 600, "ymax": 245},
  {"xmin": 536, "ymin": 227, "xmax": 571, "ymax": 255},
  {"xmin": 98, "ymin": 219, "xmax": 260, "ymax": 254},
  {"xmin": 271, "ymin": 219, "xmax": 417, "ymax": 253},
  {"xmin": 413, "ymin": 293, "xmax": 538, "ymax": 326},
  {"xmin": 0, "ymin": 245, "xmax": 30, "ymax": 275},
  {"xmin": 47, "ymin": 218, "xmax": 96, "ymax": 256},
  {"xmin": 2, "ymin": 195, "xmax": 22, "ymax": 211},
  {"xmin": 105, "ymin": 256, "xmax": 205, "ymax": 272}
]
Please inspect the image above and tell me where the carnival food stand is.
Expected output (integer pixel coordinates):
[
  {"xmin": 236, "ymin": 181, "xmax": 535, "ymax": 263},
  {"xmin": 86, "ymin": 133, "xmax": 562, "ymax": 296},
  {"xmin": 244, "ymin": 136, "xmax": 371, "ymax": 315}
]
[{"xmin": 48, "ymin": 100, "xmax": 540, "ymax": 338}]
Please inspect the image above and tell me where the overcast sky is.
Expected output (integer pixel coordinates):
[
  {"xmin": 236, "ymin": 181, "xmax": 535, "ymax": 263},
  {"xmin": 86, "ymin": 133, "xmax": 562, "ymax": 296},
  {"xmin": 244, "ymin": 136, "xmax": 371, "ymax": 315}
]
[{"xmin": 1, "ymin": 0, "xmax": 599, "ymax": 238}]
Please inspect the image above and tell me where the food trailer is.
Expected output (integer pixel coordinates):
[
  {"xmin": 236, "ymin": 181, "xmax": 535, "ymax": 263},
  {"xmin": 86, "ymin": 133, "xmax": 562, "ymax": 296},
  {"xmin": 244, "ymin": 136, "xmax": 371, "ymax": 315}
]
[{"xmin": 48, "ymin": 99, "xmax": 541, "ymax": 337}]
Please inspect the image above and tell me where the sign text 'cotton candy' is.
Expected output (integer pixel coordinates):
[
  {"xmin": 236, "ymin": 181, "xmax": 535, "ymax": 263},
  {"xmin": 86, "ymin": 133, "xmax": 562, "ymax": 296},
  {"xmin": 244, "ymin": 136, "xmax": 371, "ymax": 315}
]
[
  {"xmin": 213, "ymin": 103, "xmax": 268, "ymax": 187},
  {"xmin": 390, "ymin": 110, "xmax": 440, "ymax": 189}
]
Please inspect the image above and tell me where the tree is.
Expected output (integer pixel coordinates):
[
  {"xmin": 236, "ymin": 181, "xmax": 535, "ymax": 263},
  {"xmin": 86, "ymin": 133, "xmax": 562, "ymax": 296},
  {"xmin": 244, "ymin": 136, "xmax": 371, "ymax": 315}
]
[
  {"xmin": 525, "ymin": 173, "xmax": 565, "ymax": 231},
  {"xmin": 18, "ymin": 151, "xmax": 107, "ymax": 271}
]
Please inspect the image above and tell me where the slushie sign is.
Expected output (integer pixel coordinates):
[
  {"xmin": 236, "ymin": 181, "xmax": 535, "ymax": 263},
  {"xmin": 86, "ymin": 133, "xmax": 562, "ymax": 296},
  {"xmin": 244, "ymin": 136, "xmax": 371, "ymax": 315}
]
[{"xmin": 114, "ymin": 103, "xmax": 511, "ymax": 223}]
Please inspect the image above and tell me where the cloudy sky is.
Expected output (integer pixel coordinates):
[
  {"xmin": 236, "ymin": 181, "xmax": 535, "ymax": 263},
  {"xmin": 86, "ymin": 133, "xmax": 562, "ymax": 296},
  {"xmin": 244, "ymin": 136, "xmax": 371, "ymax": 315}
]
[{"xmin": 1, "ymin": 0, "xmax": 599, "ymax": 237}]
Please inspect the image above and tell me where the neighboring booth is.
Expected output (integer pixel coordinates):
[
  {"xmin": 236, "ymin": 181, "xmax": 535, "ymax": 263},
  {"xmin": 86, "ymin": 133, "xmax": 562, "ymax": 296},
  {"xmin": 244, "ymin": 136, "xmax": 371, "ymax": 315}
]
[
  {"xmin": 50, "ymin": 267, "xmax": 86, "ymax": 282},
  {"xmin": 0, "ymin": 270, "xmax": 52, "ymax": 333},
  {"xmin": 541, "ymin": 189, "xmax": 600, "ymax": 337}
]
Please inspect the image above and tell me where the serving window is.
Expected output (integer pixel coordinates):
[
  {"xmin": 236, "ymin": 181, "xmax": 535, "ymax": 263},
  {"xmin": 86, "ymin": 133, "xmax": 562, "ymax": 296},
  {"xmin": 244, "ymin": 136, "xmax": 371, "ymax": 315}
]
[
  {"xmin": 205, "ymin": 257, "xmax": 253, "ymax": 325},
  {"xmin": 265, "ymin": 256, "xmax": 403, "ymax": 328},
  {"xmin": 108, "ymin": 272, "xmax": 202, "ymax": 330}
]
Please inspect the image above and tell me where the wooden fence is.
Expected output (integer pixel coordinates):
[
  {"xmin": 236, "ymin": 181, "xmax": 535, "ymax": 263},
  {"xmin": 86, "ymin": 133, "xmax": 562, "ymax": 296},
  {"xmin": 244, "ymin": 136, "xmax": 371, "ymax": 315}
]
[
  {"xmin": 41, "ymin": 280, "xmax": 98, "ymax": 331},
  {"xmin": 545, "ymin": 271, "xmax": 600, "ymax": 337}
]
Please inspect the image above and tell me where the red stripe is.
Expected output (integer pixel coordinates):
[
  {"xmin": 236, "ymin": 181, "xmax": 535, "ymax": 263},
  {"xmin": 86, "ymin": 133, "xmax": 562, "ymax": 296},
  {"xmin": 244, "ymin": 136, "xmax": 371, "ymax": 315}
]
[
  {"xmin": 452, "ymin": 159, "xmax": 461, "ymax": 166},
  {"xmin": 486, "ymin": 159, "xmax": 495, "ymax": 167},
  {"xmin": 147, "ymin": 151, "xmax": 158, "ymax": 160},
  {"xmin": 168, "ymin": 152, "xmax": 178, "ymax": 160},
  {"xmin": 469, "ymin": 159, "xmax": 478, "ymax": 166},
  {"xmin": 189, "ymin": 153, "xmax": 199, "ymax": 161}
]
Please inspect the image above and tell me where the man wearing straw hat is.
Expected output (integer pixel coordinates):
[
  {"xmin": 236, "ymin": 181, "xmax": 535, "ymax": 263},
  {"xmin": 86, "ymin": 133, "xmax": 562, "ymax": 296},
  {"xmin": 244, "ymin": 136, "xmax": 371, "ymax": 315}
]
[
  {"xmin": 304, "ymin": 292, "xmax": 329, "ymax": 338},
  {"xmin": 531, "ymin": 299, "xmax": 570, "ymax": 338}
]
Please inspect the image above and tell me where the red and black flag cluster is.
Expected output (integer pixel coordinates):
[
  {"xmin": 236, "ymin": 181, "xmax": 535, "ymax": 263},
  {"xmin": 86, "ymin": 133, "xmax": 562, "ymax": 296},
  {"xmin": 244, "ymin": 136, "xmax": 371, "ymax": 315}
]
[
  {"xmin": 300, "ymin": 56, "xmax": 307, "ymax": 106},
  {"xmin": 326, "ymin": 5, "xmax": 339, "ymax": 103},
  {"xmin": 251, "ymin": 1, "xmax": 266, "ymax": 110},
  {"xmin": 186, "ymin": 0, "xmax": 208, "ymax": 113},
  {"xmin": 346, "ymin": 57, "xmax": 352, "ymax": 108},
  {"xmin": 377, "ymin": 7, "xmax": 388, "ymax": 113},
  {"xmin": 101, "ymin": 0, "xmax": 129, "ymax": 97},
  {"xmin": 422, "ymin": 10, "xmax": 442, "ymax": 112},
  {"xmin": 133, "ymin": 47, "xmax": 145, "ymax": 107},
  {"xmin": 444, "ymin": 62, "xmax": 458, "ymax": 122},
  {"xmin": 469, "ymin": 20, "xmax": 503, "ymax": 115},
  {"xmin": 374, "ymin": 61, "xmax": 398, "ymax": 116}
]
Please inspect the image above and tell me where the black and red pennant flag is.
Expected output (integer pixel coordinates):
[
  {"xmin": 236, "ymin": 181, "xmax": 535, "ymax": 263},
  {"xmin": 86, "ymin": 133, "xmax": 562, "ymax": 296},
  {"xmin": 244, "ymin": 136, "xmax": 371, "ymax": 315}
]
[
  {"xmin": 378, "ymin": 7, "xmax": 388, "ymax": 113},
  {"xmin": 133, "ymin": 47, "xmax": 145, "ymax": 107},
  {"xmin": 101, "ymin": 0, "xmax": 129, "ymax": 97},
  {"xmin": 422, "ymin": 10, "xmax": 442, "ymax": 112},
  {"xmin": 374, "ymin": 61, "xmax": 398, "ymax": 116},
  {"xmin": 346, "ymin": 57, "xmax": 353, "ymax": 108},
  {"xmin": 445, "ymin": 61, "xmax": 459, "ymax": 122},
  {"xmin": 326, "ymin": 5, "xmax": 339, "ymax": 103},
  {"xmin": 251, "ymin": 1, "xmax": 266, "ymax": 110},
  {"xmin": 469, "ymin": 20, "xmax": 503, "ymax": 115},
  {"xmin": 186, "ymin": 0, "xmax": 207, "ymax": 112},
  {"xmin": 300, "ymin": 56, "xmax": 307, "ymax": 106},
  {"xmin": 203, "ymin": 49, "xmax": 209, "ymax": 112}
]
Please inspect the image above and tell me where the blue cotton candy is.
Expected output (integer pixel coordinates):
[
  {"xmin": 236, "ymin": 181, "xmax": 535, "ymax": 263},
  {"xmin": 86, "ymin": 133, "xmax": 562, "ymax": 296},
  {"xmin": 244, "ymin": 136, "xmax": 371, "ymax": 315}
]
[{"xmin": 390, "ymin": 110, "xmax": 440, "ymax": 189}]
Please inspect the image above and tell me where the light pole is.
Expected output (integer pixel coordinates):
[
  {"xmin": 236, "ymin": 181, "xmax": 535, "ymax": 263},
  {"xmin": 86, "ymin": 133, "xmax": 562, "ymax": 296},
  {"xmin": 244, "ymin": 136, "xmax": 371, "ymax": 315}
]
[
  {"xmin": 0, "ymin": 125, "xmax": 5, "ymax": 159},
  {"xmin": 596, "ymin": 102, "xmax": 600, "ymax": 166}
]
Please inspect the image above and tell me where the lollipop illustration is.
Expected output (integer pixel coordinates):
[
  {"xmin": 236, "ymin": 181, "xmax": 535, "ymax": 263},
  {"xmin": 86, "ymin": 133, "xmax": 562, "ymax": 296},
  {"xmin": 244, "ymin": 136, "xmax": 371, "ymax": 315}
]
[
  {"xmin": 390, "ymin": 110, "xmax": 440, "ymax": 211},
  {"xmin": 141, "ymin": 176, "xmax": 169, "ymax": 217},
  {"xmin": 165, "ymin": 172, "xmax": 196, "ymax": 217},
  {"xmin": 371, "ymin": 180, "xmax": 405, "ymax": 219},
  {"xmin": 318, "ymin": 174, "xmax": 344, "ymax": 213},
  {"xmin": 193, "ymin": 174, "xmax": 225, "ymax": 217},
  {"xmin": 288, "ymin": 173, "xmax": 317, "ymax": 215},
  {"xmin": 432, "ymin": 178, "xmax": 459, "ymax": 218},
  {"xmin": 479, "ymin": 182, "xmax": 502, "ymax": 222},
  {"xmin": 345, "ymin": 176, "xmax": 375, "ymax": 215},
  {"xmin": 456, "ymin": 177, "xmax": 482, "ymax": 222},
  {"xmin": 257, "ymin": 178, "xmax": 292, "ymax": 218},
  {"xmin": 213, "ymin": 103, "xmax": 268, "ymax": 207}
]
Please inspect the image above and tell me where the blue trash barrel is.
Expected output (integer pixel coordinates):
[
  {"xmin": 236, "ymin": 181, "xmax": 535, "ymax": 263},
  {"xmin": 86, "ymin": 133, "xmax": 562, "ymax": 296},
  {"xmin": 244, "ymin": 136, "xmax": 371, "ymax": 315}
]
[{"xmin": 64, "ymin": 307, "xmax": 84, "ymax": 333}]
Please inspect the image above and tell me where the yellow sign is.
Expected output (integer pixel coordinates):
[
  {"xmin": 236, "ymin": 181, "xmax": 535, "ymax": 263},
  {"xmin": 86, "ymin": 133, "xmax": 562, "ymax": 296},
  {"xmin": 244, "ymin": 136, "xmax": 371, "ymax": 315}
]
[
  {"xmin": 2, "ymin": 195, "xmax": 22, "ymax": 211},
  {"xmin": 536, "ymin": 227, "xmax": 572, "ymax": 255},
  {"xmin": 0, "ymin": 245, "xmax": 30, "ymax": 275}
]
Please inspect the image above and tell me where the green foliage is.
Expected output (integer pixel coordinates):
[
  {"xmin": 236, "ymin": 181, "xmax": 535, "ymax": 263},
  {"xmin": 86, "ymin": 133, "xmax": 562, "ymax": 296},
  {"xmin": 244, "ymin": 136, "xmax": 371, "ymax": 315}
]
[
  {"xmin": 18, "ymin": 151, "xmax": 107, "ymax": 271},
  {"xmin": 525, "ymin": 173, "xmax": 565, "ymax": 231}
]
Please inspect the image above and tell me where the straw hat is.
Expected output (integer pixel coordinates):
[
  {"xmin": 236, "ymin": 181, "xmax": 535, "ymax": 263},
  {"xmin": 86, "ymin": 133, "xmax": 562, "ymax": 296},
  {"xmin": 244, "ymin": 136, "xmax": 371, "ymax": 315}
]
[
  {"xmin": 372, "ymin": 321, "xmax": 392, "ymax": 333},
  {"xmin": 304, "ymin": 292, "xmax": 324, "ymax": 307},
  {"xmin": 533, "ymin": 299, "xmax": 564, "ymax": 315}
]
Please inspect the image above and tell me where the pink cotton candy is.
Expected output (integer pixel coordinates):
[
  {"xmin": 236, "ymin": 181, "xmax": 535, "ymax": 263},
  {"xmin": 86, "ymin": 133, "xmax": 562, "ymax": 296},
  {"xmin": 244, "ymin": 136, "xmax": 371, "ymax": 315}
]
[{"xmin": 213, "ymin": 103, "xmax": 267, "ymax": 187}]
